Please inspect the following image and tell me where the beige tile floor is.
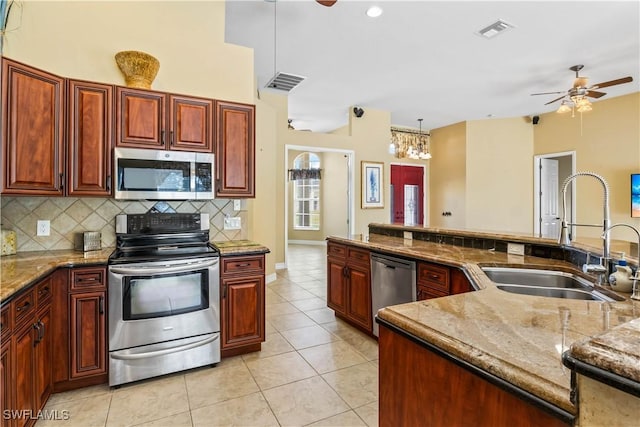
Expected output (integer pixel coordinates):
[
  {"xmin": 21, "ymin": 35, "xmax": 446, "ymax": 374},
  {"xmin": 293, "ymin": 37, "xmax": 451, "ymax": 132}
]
[{"xmin": 40, "ymin": 244, "xmax": 379, "ymax": 427}]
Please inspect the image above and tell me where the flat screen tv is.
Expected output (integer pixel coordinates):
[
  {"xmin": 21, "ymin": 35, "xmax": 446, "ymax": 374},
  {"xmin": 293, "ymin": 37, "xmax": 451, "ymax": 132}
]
[{"xmin": 632, "ymin": 174, "xmax": 640, "ymax": 218}]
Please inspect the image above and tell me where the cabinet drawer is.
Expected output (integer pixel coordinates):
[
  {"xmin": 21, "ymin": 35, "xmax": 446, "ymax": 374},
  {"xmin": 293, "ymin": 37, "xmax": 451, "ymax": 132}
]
[
  {"xmin": 70, "ymin": 267, "xmax": 106, "ymax": 291},
  {"xmin": 12, "ymin": 288, "xmax": 35, "ymax": 327},
  {"xmin": 222, "ymin": 256, "xmax": 264, "ymax": 276},
  {"xmin": 417, "ymin": 284, "xmax": 449, "ymax": 301},
  {"xmin": 35, "ymin": 277, "xmax": 53, "ymax": 306},
  {"xmin": 418, "ymin": 262, "xmax": 450, "ymax": 293},
  {"xmin": 347, "ymin": 247, "xmax": 370, "ymax": 266},
  {"xmin": 327, "ymin": 242, "xmax": 346, "ymax": 258}
]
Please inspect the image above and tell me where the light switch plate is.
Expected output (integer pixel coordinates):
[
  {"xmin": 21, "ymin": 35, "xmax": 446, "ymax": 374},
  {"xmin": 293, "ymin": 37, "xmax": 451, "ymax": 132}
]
[
  {"xmin": 224, "ymin": 217, "xmax": 241, "ymax": 230},
  {"xmin": 403, "ymin": 231, "xmax": 413, "ymax": 240},
  {"xmin": 507, "ymin": 243, "xmax": 525, "ymax": 256},
  {"xmin": 233, "ymin": 200, "xmax": 242, "ymax": 211}
]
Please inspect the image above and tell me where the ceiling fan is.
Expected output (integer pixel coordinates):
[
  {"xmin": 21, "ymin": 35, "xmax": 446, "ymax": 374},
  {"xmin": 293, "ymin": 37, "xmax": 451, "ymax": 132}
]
[
  {"xmin": 316, "ymin": 1, "xmax": 337, "ymax": 7},
  {"xmin": 531, "ymin": 64, "xmax": 633, "ymax": 106}
]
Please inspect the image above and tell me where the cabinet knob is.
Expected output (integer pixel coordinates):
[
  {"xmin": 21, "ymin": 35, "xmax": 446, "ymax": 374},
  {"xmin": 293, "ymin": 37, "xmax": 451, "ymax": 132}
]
[{"xmin": 16, "ymin": 300, "xmax": 31, "ymax": 312}]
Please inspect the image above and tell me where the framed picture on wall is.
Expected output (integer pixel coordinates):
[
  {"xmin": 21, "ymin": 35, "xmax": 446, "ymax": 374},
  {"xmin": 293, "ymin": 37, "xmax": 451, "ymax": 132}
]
[{"xmin": 361, "ymin": 161, "xmax": 384, "ymax": 209}]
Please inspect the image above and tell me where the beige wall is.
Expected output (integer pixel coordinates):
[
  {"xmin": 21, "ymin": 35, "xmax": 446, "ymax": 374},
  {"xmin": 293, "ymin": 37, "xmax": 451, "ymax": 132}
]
[
  {"xmin": 429, "ymin": 122, "xmax": 467, "ymax": 229},
  {"xmin": 534, "ymin": 93, "xmax": 640, "ymax": 241},
  {"xmin": 466, "ymin": 118, "xmax": 534, "ymax": 233}
]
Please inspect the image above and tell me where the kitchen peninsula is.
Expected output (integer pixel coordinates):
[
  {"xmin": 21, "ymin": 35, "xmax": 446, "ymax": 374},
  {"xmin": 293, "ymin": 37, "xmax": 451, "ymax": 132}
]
[{"xmin": 327, "ymin": 224, "xmax": 640, "ymax": 426}]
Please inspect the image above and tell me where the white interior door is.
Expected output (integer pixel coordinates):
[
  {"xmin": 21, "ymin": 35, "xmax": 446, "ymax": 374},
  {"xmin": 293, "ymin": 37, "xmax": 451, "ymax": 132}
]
[{"xmin": 540, "ymin": 158, "xmax": 560, "ymax": 238}]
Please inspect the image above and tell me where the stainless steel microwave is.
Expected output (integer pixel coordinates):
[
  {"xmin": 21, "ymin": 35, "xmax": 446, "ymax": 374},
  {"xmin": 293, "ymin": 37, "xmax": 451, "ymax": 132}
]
[{"xmin": 113, "ymin": 147, "xmax": 214, "ymax": 200}]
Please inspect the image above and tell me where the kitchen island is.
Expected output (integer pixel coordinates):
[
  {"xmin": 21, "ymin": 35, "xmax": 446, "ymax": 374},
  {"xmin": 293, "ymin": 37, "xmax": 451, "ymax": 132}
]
[{"xmin": 328, "ymin": 224, "xmax": 640, "ymax": 426}]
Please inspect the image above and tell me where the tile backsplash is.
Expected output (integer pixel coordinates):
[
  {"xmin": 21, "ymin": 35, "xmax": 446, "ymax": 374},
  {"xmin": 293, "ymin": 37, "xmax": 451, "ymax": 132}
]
[{"xmin": 0, "ymin": 197, "xmax": 247, "ymax": 253}]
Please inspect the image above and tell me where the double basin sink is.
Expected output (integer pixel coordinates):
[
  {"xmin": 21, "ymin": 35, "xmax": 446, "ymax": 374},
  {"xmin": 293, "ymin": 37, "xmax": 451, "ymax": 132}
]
[{"xmin": 481, "ymin": 267, "xmax": 624, "ymax": 302}]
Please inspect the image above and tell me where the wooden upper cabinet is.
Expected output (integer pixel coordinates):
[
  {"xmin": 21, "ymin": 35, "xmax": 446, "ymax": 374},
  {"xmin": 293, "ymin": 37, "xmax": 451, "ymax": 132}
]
[
  {"xmin": 169, "ymin": 95, "xmax": 213, "ymax": 152},
  {"xmin": 67, "ymin": 80, "xmax": 113, "ymax": 196},
  {"xmin": 115, "ymin": 87, "xmax": 166, "ymax": 149},
  {"xmin": 215, "ymin": 100, "xmax": 255, "ymax": 198},
  {"xmin": 1, "ymin": 58, "xmax": 65, "ymax": 195},
  {"xmin": 116, "ymin": 87, "xmax": 213, "ymax": 152}
]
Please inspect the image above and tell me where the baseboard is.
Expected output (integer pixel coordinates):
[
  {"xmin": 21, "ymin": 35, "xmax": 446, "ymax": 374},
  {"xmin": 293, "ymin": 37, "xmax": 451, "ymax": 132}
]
[
  {"xmin": 288, "ymin": 240, "xmax": 327, "ymax": 246},
  {"xmin": 265, "ymin": 273, "xmax": 277, "ymax": 284},
  {"xmin": 275, "ymin": 262, "xmax": 287, "ymax": 270}
]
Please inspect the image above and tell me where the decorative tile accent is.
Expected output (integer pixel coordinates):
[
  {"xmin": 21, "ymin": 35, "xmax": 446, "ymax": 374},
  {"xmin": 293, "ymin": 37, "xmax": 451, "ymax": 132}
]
[{"xmin": 1, "ymin": 196, "xmax": 247, "ymax": 253}]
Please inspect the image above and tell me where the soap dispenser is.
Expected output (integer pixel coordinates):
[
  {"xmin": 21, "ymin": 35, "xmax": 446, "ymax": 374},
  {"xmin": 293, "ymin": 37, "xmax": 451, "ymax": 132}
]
[{"xmin": 609, "ymin": 253, "xmax": 634, "ymax": 293}]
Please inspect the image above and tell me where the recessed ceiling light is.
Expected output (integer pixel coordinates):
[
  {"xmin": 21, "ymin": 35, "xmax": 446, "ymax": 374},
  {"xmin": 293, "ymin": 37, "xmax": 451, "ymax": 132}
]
[{"xmin": 366, "ymin": 6, "xmax": 383, "ymax": 18}]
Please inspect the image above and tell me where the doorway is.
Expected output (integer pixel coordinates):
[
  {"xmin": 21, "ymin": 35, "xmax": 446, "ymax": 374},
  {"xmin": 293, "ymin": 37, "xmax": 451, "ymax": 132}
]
[
  {"xmin": 390, "ymin": 164, "xmax": 426, "ymax": 226},
  {"xmin": 284, "ymin": 145, "xmax": 355, "ymax": 269},
  {"xmin": 534, "ymin": 151, "xmax": 575, "ymax": 238}
]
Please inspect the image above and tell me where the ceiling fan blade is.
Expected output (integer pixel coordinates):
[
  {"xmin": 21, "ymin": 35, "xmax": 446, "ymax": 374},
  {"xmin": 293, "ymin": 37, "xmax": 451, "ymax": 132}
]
[
  {"xmin": 316, "ymin": 0, "xmax": 337, "ymax": 6},
  {"xmin": 573, "ymin": 77, "xmax": 589, "ymax": 88},
  {"xmin": 544, "ymin": 95, "xmax": 567, "ymax": 105},
  {"xmin": 531, "ymin": 91, "xmax": 565, "ymax": 96},
  {"xmin": 590, "ymin": 76, "xmax": 633, "ymax": 90},
  {"xmin": 586, "ymin": 90, "xmax": 606, "ymax": 99}
]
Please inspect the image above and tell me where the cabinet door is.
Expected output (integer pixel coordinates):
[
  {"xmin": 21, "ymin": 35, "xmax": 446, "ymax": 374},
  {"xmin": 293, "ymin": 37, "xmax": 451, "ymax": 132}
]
[
  {"xmin": 13, "ymin": 322, "xmax": 35, "ymax": 427},
  {"xmin": 1, "ymin": 339, "xmax": 12, "ymax": 427},
  {"xmin": 116, "ymin": 87, "xmax": 166, "ymax": 148},
  {"xmin": 33, "ymin": 307, "xmax": 52, "ymax": 411},
  {"xmin": 67, "ymin": 80, "xmax": 113, "ymax": 196},
  {"xmin": 169, "ymin": 95, "xmax": 213, "ymax": 152},
  {"xmin": 215, "ymin": 101, "xmax": 255, "ymax": 198},
  {"xmin": 346, "ymin": 265, "xmax": 372, "ymax": 332},
  {"xmin": 1, "ymin": 58, "xmax": 64, "ymax": 195},
  {"xmin": 327, "ymin": 259, "xmax": 347, "ymax": 315},
  {"xmin": 221, "ymin": 276, "xmax": 264, "ymax": 349},
  {"xmin": 69, "ymin": 291, "xmax": 106, "ymax": 379}
]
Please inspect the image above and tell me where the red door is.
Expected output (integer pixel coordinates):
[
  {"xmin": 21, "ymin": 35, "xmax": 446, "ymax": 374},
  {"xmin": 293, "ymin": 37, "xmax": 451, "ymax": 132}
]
[{"xmin": 391, "ymin": 165, "xmax": 424, "ymax": 225}]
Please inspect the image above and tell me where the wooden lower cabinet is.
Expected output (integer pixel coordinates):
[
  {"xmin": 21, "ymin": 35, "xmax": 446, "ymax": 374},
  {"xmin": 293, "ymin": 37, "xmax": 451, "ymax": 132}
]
[
  {"xmin": 220, "ymin": 254, "xmax": 266, "ymax": 357},
  {"xmin": 12, "ymin": 291, "xmax": 51, "ymax": 427},
  {"xmin": 1, "ymin": 337, "xmax": 12, "ymax": 427},
  {"xmin": 326, "ymin": 242, "xmax": 372, "ymax": 334},
  {"xmin": 69, "ymin": 291, "xmax": 106, "ymax": 379},
  {"xmin": 417, "ymin": 262, "xmax": 474, "ymax": 301},
  {"xmin": 379, "ymin": 324, "xmax": 572, "ymax": 427}
]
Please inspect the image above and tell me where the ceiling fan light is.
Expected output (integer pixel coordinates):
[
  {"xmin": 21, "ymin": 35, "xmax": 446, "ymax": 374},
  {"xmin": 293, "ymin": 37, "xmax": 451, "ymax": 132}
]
[
  {"xmin": 577, "ymin": 102, "xmax": 592, "ymax": 113},
  {"xmin": 557, "ymin": 103, "xmax": 571, "ymax": 114}
]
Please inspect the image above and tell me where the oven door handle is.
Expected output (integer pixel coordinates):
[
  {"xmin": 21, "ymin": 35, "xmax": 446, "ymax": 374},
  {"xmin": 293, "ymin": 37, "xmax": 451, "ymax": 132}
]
[
  {"xmin": 109, "ymin": 258, "xmax": 218, "ymax": 275},
  {"xmin": 110, "ymin": 334, "xmax": 219, "ymax": 360}
]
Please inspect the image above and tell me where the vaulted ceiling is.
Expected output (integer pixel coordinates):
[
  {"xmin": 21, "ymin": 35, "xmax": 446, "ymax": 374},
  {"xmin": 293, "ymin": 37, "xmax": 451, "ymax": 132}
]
[{"xmin": 225, "ymin": 1, "xmax": 639, "ymax": 133}]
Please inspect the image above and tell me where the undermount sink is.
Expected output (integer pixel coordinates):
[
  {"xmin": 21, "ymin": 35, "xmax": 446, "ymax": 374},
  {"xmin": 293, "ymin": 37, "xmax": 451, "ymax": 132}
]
[{"xmin": 481, "ymin": 267, "xmax": 622, "ymax": 302}]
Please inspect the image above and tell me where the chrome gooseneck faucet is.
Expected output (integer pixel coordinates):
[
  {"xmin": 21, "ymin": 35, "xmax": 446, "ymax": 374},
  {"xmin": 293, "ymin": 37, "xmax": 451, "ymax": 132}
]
[
  {"xmin": 558, "ymin": 172, "xmax": 611, "ymax": 280},
  {"xmin": 602, "ymin": 223, "xmax": 640, "ymax": 300}
]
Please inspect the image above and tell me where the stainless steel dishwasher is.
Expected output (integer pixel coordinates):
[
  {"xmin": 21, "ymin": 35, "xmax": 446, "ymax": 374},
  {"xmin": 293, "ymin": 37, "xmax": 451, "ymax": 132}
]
[{"xmin": 370, "ymin": 253, "xmax": 416, "ymax": 336}]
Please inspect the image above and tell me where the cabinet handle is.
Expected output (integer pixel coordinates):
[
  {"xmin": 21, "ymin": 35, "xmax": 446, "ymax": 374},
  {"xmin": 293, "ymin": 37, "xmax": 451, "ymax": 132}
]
[
  {"xmin": 223, "ymin": 284, "xmax": 227, "ymax": 299},
  {"xmin": 38, "ymin": 320, "xmax": 45, "ymax": 342},
  {"xmin": 429, "ymin": 274, "xmax": 440, "ymax": 280},
  {"xmin": 33, "ymin": 322, "xmax": 41, "ymax": 345},
  {"xmin": 16, "ymin": 300, "xmax": 31, "ymax": 312},
  {"xmin": 77, "ymin": 277, "xmax": 98, "ymax": 283},
  {"xmin": 170, "ymin": 131, "xmax": 174, "ymax": 146},
  {"xmin": 161, "ymin": 130, "xmax": 166, "ymax": 145},
  {"xmin": 99, "ymin": 296, "xmax": 104, "ymax": 315},
  {"xmin": 59, "ymin": 173, "xmax": 64, "ymax": 190},
  {"xmin": 235, "ymin": 263, "xmax": 250, "ymax": 268},
  {"xmin": 106, "ymin": 175, "xmax": 112, "ymax": 192}
]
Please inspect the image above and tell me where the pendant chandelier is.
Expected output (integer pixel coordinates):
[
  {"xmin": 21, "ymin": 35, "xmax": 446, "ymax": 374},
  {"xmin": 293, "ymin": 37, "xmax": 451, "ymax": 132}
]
[{"xmin": 389, "ymin": 119, "xmax": 432, "ymax": 160}]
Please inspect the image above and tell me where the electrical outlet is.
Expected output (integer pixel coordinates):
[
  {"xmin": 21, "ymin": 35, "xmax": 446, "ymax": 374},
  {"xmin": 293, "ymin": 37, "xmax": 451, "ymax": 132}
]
[
  {"xmin": 233, "ymin": 200, "xmax": 242, "ymax": 211},
  {"xmin": 403, "ymin": 231, "xmax": 413, "ymax": 240},
  {"xmin": 507, "ymin": 243, "xmax": 525, "ymax": 256},
  {"xmin": 224, "ymin": 217, "xmax": 241, "ymax": 230},
  {"xmin": 37, "ymin": 220, "xmax": 50, "ymax": 236}
]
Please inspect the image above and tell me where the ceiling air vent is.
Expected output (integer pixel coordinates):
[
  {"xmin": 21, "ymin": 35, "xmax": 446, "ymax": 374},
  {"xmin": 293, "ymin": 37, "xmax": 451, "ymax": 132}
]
[
  {"xmin": 265, "ymin": 72, "xmax": 306, "ymax": 92},
  {"xmin": 476, "ymin": 19, "xmax": 514, "ymax": 39}
]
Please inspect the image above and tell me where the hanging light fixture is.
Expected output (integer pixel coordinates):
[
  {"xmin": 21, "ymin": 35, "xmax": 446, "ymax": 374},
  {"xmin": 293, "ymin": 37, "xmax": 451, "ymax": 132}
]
[{"xmin": 390, "ymin": 119, "xmax": 431, "ymax": 160}]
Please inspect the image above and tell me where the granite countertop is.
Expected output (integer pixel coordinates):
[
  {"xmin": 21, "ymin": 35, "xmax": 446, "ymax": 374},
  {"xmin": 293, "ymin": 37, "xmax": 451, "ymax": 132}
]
[
  {"xmin": 212, "ymin": 240, "xmax": 270, "ymax": 256},
  {"xmin": 1, "ymin": 240, "xmax": 270, "ymax": 304},
  {"xmin": 1, "ymin": 248, "xmax": 113, "ymax": 303},
  {"xmin": 328, "ymin": 233, "xmax": 640, "ymax": 414}
]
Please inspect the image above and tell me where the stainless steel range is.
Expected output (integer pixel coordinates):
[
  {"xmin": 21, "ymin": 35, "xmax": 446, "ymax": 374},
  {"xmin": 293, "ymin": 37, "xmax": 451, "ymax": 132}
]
[{"xmin": 107, "ymin": 213, "xmax": 220, "ymax": 387}]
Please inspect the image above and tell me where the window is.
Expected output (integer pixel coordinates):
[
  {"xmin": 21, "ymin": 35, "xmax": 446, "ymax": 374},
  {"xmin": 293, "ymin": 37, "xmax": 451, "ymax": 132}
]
[{"xmin": 293, "ymin": 153, "xmax": 320, "ymax": 230}]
